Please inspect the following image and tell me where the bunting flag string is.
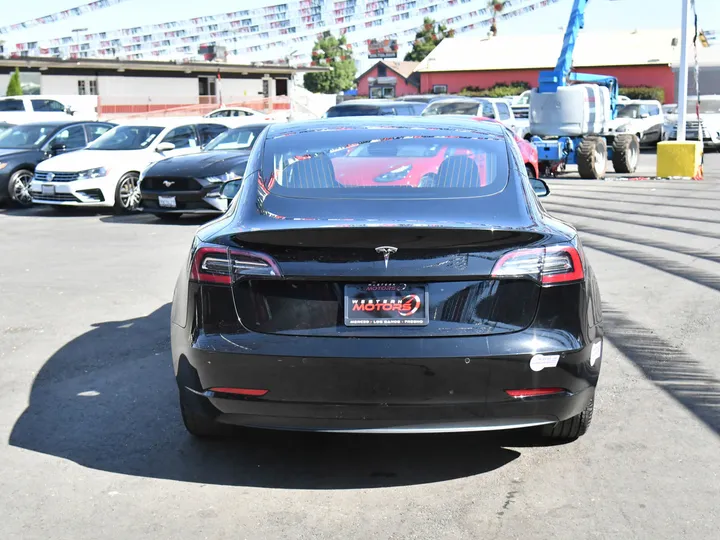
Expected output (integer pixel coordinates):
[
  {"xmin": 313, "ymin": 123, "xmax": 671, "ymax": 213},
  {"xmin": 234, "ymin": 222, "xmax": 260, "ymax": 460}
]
[
  {"xmin": 7, "ymin": 0, "xmax": 556, "ymax": 64},
  {"xmin": 0, "ymin": 0, "xmax": 133, "ymax": 35}
]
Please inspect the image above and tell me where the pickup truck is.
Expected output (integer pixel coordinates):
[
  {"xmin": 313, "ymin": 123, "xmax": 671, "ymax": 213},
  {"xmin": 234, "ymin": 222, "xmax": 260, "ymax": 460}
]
[
  {"xmin": 0, "ymin": 96, "xmax": 75, "ymax": 124},
  {"xmin": 421, "ymin": 97, "xmax": 526, "ymax": 137},
  {"xmin": 667, "ymin": 95, "xmax": 720, "ymax": 150}
]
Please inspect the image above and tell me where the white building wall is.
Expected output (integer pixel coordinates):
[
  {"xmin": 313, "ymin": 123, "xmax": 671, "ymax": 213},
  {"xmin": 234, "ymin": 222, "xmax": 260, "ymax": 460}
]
[
  {"xmin": 97, "ymin": 76, "xmax": 198, "ymax": 105},
  {"xmin": 220, "ymin": 78, "xmax": 264, "ymax": 101},
  {"xmin": 0, "ymin": 74, "xmax": 10, "ymax": 95},
  {"xmin": 40, "ymin": 75, "xmax": 81, "ymax": 95}
]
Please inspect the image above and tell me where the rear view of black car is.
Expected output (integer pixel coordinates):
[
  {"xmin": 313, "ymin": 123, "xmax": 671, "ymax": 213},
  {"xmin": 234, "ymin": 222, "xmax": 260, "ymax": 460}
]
[
  {"xmin": 138, "ymin": 123, "xmax": 270, "ymax": 220},
  {"xmin": 171, "ymin": 117, "xmax": 603, "ymax": 442}
]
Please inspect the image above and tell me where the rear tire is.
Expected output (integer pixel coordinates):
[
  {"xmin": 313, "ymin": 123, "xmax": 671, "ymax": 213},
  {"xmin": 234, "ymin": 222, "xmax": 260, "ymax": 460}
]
[
  {"xmin": 611, "ymin": 134, "xmax": 640, "ymax": 174},
  {"xmin": 8, "ymin": 169, "xmax": 35, "ymax": 207},
  {"xmin": 179, "ymin": 388, "xmax": 234, "ymax": 438},
  {"xmin": 543, "ymin": 397, "xmax": 594, "ymax": 442},
  {"xmin": 154, "ymin": 213, "xmax": 182, "ymax": 221},
  {"xmin": 576, "ymin": 137, "xmax": 607, "ymax": 179}
]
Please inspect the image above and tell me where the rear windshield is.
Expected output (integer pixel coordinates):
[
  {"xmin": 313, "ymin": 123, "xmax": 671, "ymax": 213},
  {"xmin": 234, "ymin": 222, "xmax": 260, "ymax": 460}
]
[
  {"xmin": 422, "ymin": 101, "xmax": 480, "ymax": 116},
  {"xmin": 260, "ymin": 126, "xmax": 509, "ymax": 200},
  {"xmin": 326, "ymin": 105, "xmax": 390, "ymax": 117}
]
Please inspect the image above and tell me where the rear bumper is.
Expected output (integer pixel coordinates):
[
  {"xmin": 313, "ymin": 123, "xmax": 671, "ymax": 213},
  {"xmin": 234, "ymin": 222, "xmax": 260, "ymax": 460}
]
[{"xmin": 174, "ymin": 329, "xmax": 602, "ymax": 433}]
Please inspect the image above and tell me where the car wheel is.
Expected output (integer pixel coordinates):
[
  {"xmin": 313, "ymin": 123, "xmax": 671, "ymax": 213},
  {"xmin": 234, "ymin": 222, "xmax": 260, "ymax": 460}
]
[
  {"xmin": 178, "ymin": 387, "xmax": 235, "ymax": 438},
  {"xmin": 8, "ymin": 169, "xmax": 34, "ymax": 207},
  {"xmin": 543, "ymin": 397, "xmax": 594, "ymax": 442},
  {"xmin": 525, "ymin": 163, "xmax": 537, "ymax": 179},
  {"xmin": 611, "ymin": 134, "xmax": 640, "ymax": 174},
  {"xmin": 113, "ymin": 172, "xmax": 141, "ymax": 214},
  {"xmin": 154, "ymin": 213, "xmax": 183, "ymax": 221}
]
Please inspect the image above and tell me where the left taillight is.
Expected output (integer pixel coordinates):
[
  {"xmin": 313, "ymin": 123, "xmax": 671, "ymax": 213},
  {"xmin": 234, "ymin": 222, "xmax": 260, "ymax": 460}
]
[
  {"xmin": 190, "ymin": 246, "xmax": 281, "ymax": 285},
  {"xmin": 491, "ymin": 244, "xmax": 584, "ymax": 285}
]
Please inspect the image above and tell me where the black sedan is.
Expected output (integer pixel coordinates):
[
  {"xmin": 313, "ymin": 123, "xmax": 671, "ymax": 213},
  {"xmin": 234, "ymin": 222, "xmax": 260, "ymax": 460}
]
[
  {"xmin": 0, "ymin": 120, "xmax": 115, "ymax": 206},
  {"xmin": 138, "ymin": 123, "xmax": 271, "ymax": 220},
  {"xmin": 171, "ymin": 117, "xmax": 603, "ymax": 442}
]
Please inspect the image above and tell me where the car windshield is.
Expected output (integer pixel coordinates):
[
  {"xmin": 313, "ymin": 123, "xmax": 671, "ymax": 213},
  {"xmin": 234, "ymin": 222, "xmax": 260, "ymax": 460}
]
[
  {"xmin": 617, "ymin": 104, "xmax": 643, "ymax": 119},
  {"xmin": 422, "ymin": 101, "xmax": 480, "ymax": 116},
  {"xmin": 205, "ymin": 125, "xmax": 267, "ymax": 151},
  {"xmin": 686, "ymin": 98, "xmax": 720, "ymax": 114},
  {"xmin": 0, "ymin": 124, "xmax": 56, "ymax": 149},
  {"xmin": 259, "ymin": 126, "xmax": 509, "ymax": 200},
  {"xmin": 87, "ymin": 125, "xmax": 163, "ymax": 150}
]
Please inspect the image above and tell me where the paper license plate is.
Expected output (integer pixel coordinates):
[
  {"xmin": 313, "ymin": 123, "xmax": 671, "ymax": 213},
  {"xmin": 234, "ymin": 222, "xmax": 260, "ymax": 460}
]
[
  {"xmin": 41, "ymin": 184, "xmax": 55, "ymax": 195},
  {"xmin": 344, "ymin": 283, "xmax": 429, "ymax": 326},
  {"xmin": 158, "ymin": 195, "xmax": 176, "ymax": 208}
]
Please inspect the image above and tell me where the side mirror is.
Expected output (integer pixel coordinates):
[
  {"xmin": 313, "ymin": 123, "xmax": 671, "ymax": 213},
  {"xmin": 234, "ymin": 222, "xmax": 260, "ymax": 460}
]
[
  {"xmin": 219, "ymin": 179, "xmax": 243, "ymax": 200},
  {"xmin": 640, "ymin": 113, "xmax": 649, "ymax": 119},
  {"xmin": 50, "ymin": 143, "xmax": 67, "ymax": 156},
  {"xmin": 156, "ymin": 142, "xmax": 176, "ymax": 153},
  {"xmin": 65, "ymin": 107, "xmax": 75, "ymax": 116},
  {"xmin": 530, "ymin": 178, "xmax": 550, "ymax": 198}
]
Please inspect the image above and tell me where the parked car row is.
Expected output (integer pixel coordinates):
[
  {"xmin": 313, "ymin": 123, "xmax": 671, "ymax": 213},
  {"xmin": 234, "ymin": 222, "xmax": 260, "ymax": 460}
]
[{"xmin": 1, "ymin": 116, "xmax": 275, "ymax": 219}]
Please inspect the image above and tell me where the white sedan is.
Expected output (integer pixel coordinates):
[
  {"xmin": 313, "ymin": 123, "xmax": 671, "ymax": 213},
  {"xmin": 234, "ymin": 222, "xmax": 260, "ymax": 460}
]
[
  {"xmin": 30, "ymin": 118, "xmax": 229, "ymax": 213},
  {"xmin": 205, "ymin": 107, "xmax": 276, "ymax": 125}
]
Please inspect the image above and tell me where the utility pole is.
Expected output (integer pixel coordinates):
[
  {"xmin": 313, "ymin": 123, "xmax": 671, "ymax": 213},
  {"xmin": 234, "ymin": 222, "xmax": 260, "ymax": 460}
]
[{"xmin": 676, "ymin": 0, "xmax": 690, "ymax": 142}]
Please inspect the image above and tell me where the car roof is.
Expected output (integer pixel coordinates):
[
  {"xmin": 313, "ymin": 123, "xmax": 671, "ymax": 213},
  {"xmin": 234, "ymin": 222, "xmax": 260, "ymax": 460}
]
[
  {"xmin": 266, "ymin": 116, "xmax": 507, "ymax": 138},
  {"xmin": 227, "ymin": 122, "xmax": 274, "ymax": 129},
  {"xmin": 425, "ymin": 98, "xmax": 483, "ymax": 104},
  {"xmin": 331, "ymin": 99, "xmax": 408, "ymax": 107},
  {"xmin": 7, "ymin": 119, "xmax": 112, "ymax": 127}
]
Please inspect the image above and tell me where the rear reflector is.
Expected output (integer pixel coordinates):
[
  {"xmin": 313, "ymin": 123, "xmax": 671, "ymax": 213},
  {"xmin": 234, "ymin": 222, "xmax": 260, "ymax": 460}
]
[
  {"xmin": 505, "ymin": 388, "xmax": 566, "ymax": 398},
  {"xmin": 208, "ymin": 387, "xmax": 269, "ymax": 397},
  {"xmin": 491, "ymin": 244, "xmax": 584, "ymax": 285},
  {"xmin": 190, "ymin": 245, "xmax": 282, "ymax": 284}
]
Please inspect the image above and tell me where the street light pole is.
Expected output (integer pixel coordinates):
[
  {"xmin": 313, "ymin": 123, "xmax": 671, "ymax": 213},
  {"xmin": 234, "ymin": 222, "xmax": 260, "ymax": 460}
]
[{"xmin": 676, "ymin": 0, "xmax": 691, "ymax": 142}]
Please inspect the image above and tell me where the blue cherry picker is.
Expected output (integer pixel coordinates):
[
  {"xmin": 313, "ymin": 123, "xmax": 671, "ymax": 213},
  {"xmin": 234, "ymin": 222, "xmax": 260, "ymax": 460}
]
[{"xmin": 529, "ymin": 0, "xmax": 640, "ymax": 179}]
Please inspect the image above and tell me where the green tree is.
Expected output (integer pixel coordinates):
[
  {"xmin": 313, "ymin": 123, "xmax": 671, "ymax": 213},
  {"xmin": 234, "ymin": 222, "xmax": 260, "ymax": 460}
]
[
  {"xmin": 303, "ymin": 32, "xmax": 356, "ymax": 94},
  {"xmin": 6, "ymin": 67, "xmax": 23, "ymax": 96},
  {"xmin": 404, "ymin": 17, "xmax": 455, "ymax": 62}
]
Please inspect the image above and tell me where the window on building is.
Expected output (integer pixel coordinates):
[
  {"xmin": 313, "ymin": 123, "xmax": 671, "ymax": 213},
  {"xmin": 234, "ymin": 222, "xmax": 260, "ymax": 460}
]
[
  {"xmin": 51, "ymin": 125, "xmax": 87, "ymax": 150},
  {"xmin": 89, "ymin": 80, "xmax": 98, "ymax": 95},
  {"xmin": 31, "ymin": 99, "xmax": 67, "ymax": 112},
  {"xmin": 496, "ymin": 102, "xmax": 512, "ymax": 120},
  {"xmin": 377, "ymin": 64, "xmax": 387, "ymax": 77},
  {"xmin": 432, "ymin": 84, "xmax": 448, "ymax": 94},
  {"xmin": 78, "ymin": 81, "xmax": 87, "ymax": 95},
  {"xmin": 161, "ymin": 125, "xmax": 198, "ymax": 149}
]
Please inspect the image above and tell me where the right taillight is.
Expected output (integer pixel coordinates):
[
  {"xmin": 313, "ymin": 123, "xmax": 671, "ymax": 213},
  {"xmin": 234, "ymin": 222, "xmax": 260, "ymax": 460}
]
[
  {"xmin": 492, "ymin": 244, "xmax": 584, "ymax": 285},
  {"xmin": 190, "ymin": 246, "xmax": 281, "ymax": 285}
]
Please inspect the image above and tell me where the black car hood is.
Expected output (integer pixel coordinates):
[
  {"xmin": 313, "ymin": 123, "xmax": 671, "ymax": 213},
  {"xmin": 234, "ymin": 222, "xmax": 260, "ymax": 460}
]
[
  {"xmin": 0, "ymin": 148, "xmax": 44, "ymax": 162},
  {"xmin": 147, "ymin": 150, "xmax": 251, "ymax": 178}
]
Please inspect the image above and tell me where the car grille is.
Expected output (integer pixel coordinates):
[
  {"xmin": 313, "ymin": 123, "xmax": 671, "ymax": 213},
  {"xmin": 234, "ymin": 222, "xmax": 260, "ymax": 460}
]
[
  {"xmin": 513, "ymin": 108, "xmax": 529, "ymax": 119},
  {"xmin": 141, "ymin": 176, "xmax": 203, "ymax": 192},
  {"xmin": 34, "ymin": 171, "xmax": 80, "ymax": 182},
  {"xmin": 33, "ymin": 193, "xmax": 81, "ymax": 202}
]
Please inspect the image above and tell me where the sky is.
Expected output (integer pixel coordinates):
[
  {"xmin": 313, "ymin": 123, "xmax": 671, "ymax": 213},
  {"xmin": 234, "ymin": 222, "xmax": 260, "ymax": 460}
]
[{"xmin": 1, "ymin": 0, "xmax": 718, "ymax": 67}]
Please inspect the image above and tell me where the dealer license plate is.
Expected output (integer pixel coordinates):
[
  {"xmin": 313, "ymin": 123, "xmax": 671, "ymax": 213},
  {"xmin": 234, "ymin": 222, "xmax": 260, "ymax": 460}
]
[
  {"xmin": 158, "ymin": 195, "xmax": 176, "ymax": 208},
  {"xmin": 41, "ymin": 184, "xmax": 55, "ymax": 196},
  {"xmin": 344, "ymin": 283, "xmax": 429, "ymax": 326}
]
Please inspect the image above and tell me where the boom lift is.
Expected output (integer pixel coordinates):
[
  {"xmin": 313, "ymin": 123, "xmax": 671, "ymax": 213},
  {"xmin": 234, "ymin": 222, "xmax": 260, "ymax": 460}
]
[{"xmin": 529, "ymin": 0, "xmax": 640, "ymax": 179}]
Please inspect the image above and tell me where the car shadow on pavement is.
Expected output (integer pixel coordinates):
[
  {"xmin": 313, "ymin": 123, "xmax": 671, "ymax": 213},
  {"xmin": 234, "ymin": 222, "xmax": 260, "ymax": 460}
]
[{"xmin": 9, "ymin": 304, "xmax": 524, "ymax": 489}]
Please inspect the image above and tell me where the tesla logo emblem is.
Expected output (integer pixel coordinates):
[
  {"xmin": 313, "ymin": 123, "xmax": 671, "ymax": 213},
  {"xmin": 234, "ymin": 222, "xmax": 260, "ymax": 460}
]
[
  {"xmin": 46, "ymin": 172, "xmax": 55, "ymax": 181},
  {"xmin": 163, "ymin": 180, "xmax": 175, "ymax": 187},
  {"xmin": 375, "ymin": 246, "xmax": 398, "ymax": 268}
]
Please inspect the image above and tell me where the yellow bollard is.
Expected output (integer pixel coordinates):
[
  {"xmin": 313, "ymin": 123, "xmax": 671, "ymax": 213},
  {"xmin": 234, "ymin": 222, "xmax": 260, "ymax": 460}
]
[{"xmin": 656, "ymin": 141, "xmax": 703, "ymax": 179}]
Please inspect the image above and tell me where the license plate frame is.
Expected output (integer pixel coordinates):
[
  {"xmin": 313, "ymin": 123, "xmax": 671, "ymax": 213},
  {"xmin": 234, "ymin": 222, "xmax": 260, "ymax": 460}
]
[
  {"xmin": 41, "ymin": 184, "xmax": 55, "ymax": 196},
  {"xmin": 158, "ymin": 195, "xmax": 177, "ymax": 208},
  {"xmin": 344, "ymin": 283, "xmax": 429, "ymax": 327}
]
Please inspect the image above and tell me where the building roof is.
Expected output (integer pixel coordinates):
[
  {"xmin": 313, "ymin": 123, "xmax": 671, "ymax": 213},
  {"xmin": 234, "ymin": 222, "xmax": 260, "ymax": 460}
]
[
  {"xmin": 416, "ymin": 29, "xmax": 682, "ymax": 72},
  {"xmin": 355, "ymin": 60, "xmax": 420, "ymax": 85},
  {"xmin": 0, "ymin": 56, "xmax": 328, "ymax": 76}
]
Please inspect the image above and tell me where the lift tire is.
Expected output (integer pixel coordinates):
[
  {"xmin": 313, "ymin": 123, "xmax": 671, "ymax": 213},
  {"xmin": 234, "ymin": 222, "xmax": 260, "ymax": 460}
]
[
  {"xmin": 576, "ymin": 137, "xmax": 607, "ymax": 179},
  {"xmin": 611, "ymin": 134, "xmax": 640, "ymax": 174}
]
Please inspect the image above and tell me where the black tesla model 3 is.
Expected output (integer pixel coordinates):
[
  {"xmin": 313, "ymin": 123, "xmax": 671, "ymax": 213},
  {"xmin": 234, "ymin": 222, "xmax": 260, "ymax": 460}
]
[{"xmin": 170, "ymin": 117, "xmax": 603, "ymax": 442}]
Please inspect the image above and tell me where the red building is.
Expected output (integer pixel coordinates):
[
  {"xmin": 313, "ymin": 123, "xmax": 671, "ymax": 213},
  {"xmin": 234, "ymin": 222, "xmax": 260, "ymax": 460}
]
[
  {"xmin": 414, "ymin": 29, "xmax": 679, "ymax": 103},
  {"xmin": 355, "ymin": 60, "xmax": 420, "ymax": 98}
]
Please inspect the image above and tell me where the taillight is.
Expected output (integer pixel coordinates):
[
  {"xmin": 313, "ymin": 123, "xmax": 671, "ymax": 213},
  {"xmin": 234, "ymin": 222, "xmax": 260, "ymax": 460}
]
[
  {"xmin": 492, "ymin": 245, "xmax": 584, "ymax": 285},
  {"xmin": 190, "ymin": 246, "xmax": 281, "ymax": 285},
  {"xmin": 505, "ymin": 388, "xmax": 567, "ymax": 398}
]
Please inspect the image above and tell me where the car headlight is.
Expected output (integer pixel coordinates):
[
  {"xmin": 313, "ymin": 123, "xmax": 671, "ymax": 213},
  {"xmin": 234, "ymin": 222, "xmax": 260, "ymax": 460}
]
[
  {"xmin": 203, "ymin": 170, "xmax": 243, "ymax": 184},
  {"xmin": 374, "ymin": 165, "xmax": 412, "ymax": 183},
  {"xmin": 76, "ymin": 167, "xmax": 108, "ymax": 180},
  {"xmin": 0, "ymin": 162, "xmax": 8, "ymax": 171}
]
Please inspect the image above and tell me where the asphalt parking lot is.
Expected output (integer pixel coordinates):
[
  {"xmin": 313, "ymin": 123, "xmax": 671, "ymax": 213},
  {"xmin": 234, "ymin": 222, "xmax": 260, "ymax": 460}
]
[{"xmin": 1, "ymin": 151, "xmax": 719, "ymax": 540}]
